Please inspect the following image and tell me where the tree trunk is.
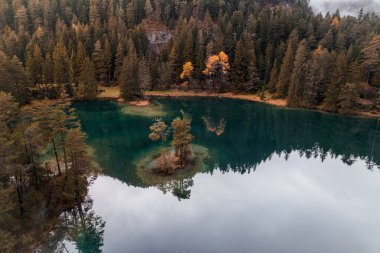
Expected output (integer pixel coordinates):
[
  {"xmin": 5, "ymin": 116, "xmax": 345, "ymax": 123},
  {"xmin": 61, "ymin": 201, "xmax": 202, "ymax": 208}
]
[
  {"xmin": 60, "ymin": 130, "xmax": 68, "ymax": 172},
  {"xmin": 52, "ymin": 137, "xmax": 62, "ymax": 175}
]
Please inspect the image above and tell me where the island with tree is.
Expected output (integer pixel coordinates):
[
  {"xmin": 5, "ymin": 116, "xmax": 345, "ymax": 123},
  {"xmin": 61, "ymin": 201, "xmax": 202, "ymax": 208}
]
[{"xmin": 135, "ymin": 112, "xmax": 209, "ymax": 198}]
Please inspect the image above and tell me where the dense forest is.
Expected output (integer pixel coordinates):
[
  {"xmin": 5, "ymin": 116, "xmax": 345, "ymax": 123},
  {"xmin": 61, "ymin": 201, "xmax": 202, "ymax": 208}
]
[
  {"xmin": 0, "ymin": 1, "xmax": 380, "ymax": 251},
  {"xmin": 0, "ymin": 0, "xmax": 379, "ymax": 114}
]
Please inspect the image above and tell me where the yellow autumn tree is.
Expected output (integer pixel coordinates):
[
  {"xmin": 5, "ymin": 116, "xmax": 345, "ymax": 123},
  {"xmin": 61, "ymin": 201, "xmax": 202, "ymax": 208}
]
[
  {"xmin": 203, "ymin": 51, "xmax": 230, "ymax": 91},
  {"xmin": 180, "ymin": 61, "xmax": 194, "ymax": 80},
  {"xmin": 203, "ymin": 51, "xmax": 230, "ymax": 77}
]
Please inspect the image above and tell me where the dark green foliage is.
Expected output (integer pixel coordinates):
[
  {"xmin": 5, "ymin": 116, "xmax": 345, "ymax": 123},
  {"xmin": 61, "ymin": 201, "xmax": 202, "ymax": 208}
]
[
  {"xmin": 0, "ymin": 94, "xmax": 97, "ymax": 252},
  {"xmin": 0, "ymin": 0, "xmax": 378, "ymax": 111},
  {"xmin": 323, "ymin": 52, "xmax": 347, "ymax": 112},
  {"xmin": 287, "ymin": 40, "xmax": 309, "ymax": 107}
]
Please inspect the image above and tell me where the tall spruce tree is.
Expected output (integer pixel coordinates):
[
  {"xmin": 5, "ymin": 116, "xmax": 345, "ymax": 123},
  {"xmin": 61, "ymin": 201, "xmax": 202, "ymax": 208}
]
[
  {"xmin": 119, "ymin": 39, "xmax": 141, "ymax": 99},
  {"xmin": 323, "ymin": 52, "xmax": 347, "ymax": 112},
  {"xmin": 287, "ymin": 40, "xmax": 309, "ymax": 107},
  {"xmin": 78, "ymin": 57, "xmax": 97, "ymax": 100},
  {"xmin": 53, "ymin": 42, "xmax": 69, "ymax": 84},
  {"xmin": 276, "ymin": 29, "xmax": 299, "ymax": 98}
]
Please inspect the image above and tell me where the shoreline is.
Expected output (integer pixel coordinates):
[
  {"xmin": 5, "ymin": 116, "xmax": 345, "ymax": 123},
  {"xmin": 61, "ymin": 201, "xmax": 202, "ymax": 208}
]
[
  {"xmin": 97, "ymin": 87, "xmax": 380, "ymax": 119},
  {"xmin": 145, "ymin": 90, "xmax": 287, "ymax": 107}
]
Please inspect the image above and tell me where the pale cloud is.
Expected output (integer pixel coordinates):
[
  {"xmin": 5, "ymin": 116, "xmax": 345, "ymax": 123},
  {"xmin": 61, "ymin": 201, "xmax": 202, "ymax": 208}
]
[{"xmin": 310, "ymin": 0, "xmax": 380, "ymax": 15}]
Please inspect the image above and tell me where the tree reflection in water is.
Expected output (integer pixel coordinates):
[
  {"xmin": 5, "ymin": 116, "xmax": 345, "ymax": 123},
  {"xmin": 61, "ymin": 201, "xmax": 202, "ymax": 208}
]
[{"xmin": 44, "ymin": 197, "xmax": 105, "ymax": 253}]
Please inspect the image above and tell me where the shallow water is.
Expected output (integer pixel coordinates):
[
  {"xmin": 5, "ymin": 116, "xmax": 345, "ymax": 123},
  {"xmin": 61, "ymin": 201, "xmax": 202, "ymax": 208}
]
[{"xmin": 67, "ymin": 97, "xmax": 380, "ymax": 253}]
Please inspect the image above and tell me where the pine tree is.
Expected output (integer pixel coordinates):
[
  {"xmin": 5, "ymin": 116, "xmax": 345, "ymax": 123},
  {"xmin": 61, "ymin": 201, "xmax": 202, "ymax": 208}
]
[
  {"xmin": 43, "ymin": 53, "xmax": 53, "ymax": 84},
  {"xmin": 267, "ymin": 59, "xmax": 279, "ymax": 94},
  {"xmin": 247, "ymin": 42, "xmax": 260, "ymax": 92},
  {"xmin": 119, "ymin": 39, "xmax": 141, "ymax": 99},
  {"xmin": 231, "ymin": 39, "xmax": 246, "ymax": 89},
  {"xmin": 127, "ymin": 0, "xmax": 137, "ymax": 27},
  {"xmin": 287, "ymin": 40, "xmax": 309, "ymax": 107},
  {"xmin": 145, "ymin": 0, "xmax": 153, "ymax": 21},
  {"xmin": 323, "ymin": 52, "xmax": 347, "ymax": 112},
  {"xmin": 76, "ymin": 42, "xmax": 87, "ymax": 79},
  {"xmin": 0, "ymin": 52, "xmax": 31, "ymax": 104},
  {"xmin": 69, "ymin": 50, "xmax": 77, "ymax": 85},
  {"xmin": 171, "ymin": 112, "xmax": 194, "ymax": 168},
  {"xmin": 303, "ymin": 47, "xmax": 333, "ymax": 108},
  {"xmin": 78, "ymin": 57, "xmax": 97, "ymax": 100},
  {"xmin": 276, "ymin": 30, "xmax": 298, "ymax": 98},
  {"xmin": 104, "ymin": 39, "xmax": 112, "ymax": 83},
  {"xmin": 338, "ymin": 83, "xmax": 358, "ymax": 113},
  {"xmin": 92, "ymin": 40, "xmax": 106, "ymax": 82},
  {"xmin": 114, "ymin": 38, "xmax": 126, "ymax": 81},
  {"xmin": 53, "ymin": 42, "xmax": 69, "ymax": 84},
  {"xmin": 362, "ymin": 35, "xmax": 380, "ymax": 84},
  {"xmin": 138, "ymin": 56, "xmax": 151, "ymax": 91},
  {"xmin": 26, "ymin": 43, "xmax": 43, "ymax": 84}
]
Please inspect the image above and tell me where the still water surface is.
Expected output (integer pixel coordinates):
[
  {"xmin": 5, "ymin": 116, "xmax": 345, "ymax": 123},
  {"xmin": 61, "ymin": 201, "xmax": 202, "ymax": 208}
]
[{"xmin": 68, "ymin": 98, "xmax": 380, "ymax": 253}]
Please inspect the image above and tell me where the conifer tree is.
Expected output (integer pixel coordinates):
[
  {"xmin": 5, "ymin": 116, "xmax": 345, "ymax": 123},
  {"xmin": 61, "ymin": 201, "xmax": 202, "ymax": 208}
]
[
  {"xmin": 323, "ymin": 52, "xmax": 347, "ymax": 112},
  {"xmin": 26, "ymin": 43, "xmax": 43, "ymax": 84},
  {"xmin": 138, "ymin": 56, "xmax": 151, "ymax": 91},
  {"xmin": 145, "ymin": 0, "xmax": 153, "ymax": 21},
  {"xmin": 338, "ymin": 83, "xmax": 358, "ymax": 113},
  {"xmin": 119, "ymin": 39, "xmax": 141, "ymax": 99},
  {"xmin": 267, "ymin": 59, "xmax": 279, "ymax": 94},
  {"xmin": 76, "ymin": 42, "xmax": 87, "ymax": 78},
  {"xmin": 247, "ymin": 43, "xmax": 260, "ymax": 92},
  {"xmin": 114, "ymin": 38, "xmax": 126, "ymax": 81},
  {"xmin": 287, "ymin": 40, "xmax": 309, "ymax": 107},
  {"xmin": 0, "ymin": 52, "xmax": 31, "ymax": 104},
  {"xmin": 78, "ymin": 57, "xmax": 97, "ymax": 100},
  {"xmin": 231, "ymin": 39, "xmax": 246, "ymax": 88},
  {"xmin": 276, "ymin": 30, "xmax": 298, "ymax": 98},
  {"xmin": 104, "ymin": 39, "xmax": 112, "ymax": 83},
  {"xmin": 69, "ymin": 50, "xmax": 77, "ymax": 85},
  {"xmin": 53, "ymin": 42, "xmax": 69, "ymax": 84},
  {"xmin": 92, "ymin": 40, "xmax": 106, "ymax": 82},
  {"xmin": 171, "ymin": 112, "xmax": 194, "ymax": 168},
  {"xmin": 43, "ymin": 53, "xmax": 53, "ymax": 84}
]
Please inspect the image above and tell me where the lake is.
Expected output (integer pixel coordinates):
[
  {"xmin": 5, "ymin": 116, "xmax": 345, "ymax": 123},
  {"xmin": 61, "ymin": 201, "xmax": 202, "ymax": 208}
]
[{"xmin": 66, "ymin": 97, "xmax": 380, "ymax": 253}]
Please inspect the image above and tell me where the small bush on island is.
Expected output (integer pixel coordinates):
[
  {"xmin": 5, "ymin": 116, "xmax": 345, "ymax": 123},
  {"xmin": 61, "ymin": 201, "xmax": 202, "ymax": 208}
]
[{"xmin": 148, "ymin": 111, "xmax": 194, "ymax": 175}]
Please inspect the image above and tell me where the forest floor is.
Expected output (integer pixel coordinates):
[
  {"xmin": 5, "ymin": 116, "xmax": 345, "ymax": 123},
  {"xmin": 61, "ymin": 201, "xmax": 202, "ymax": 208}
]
[
  {"xmin": 98, "ymin": 86, "xmax": 287, "ymax": 107},
  {"xmin": 145, "ymin": 90, "xmax": 287, "ymax": 107}
]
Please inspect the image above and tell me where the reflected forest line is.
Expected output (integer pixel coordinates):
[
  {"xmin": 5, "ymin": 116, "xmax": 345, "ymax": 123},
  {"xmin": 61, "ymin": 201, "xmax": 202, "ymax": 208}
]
[{"xmin": 75, "ymin": 97, "xmax": 380, "ymax": 190}]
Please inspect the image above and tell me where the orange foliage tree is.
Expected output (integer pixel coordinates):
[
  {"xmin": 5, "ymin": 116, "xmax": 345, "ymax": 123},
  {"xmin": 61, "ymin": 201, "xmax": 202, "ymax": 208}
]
[
  {"xmin": 202, "ymin": 51, "xmax": 230, "ymax": 91},
  {"xmin": 180, "ymin": 61, "xmax": 194, "ymax": 89}
]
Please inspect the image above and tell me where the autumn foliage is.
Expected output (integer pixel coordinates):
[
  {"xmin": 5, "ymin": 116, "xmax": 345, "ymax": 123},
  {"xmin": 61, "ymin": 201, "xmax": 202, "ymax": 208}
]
[
  {"xmin": 180, "ymin": 61, "xmax": 194, "ymax": 80},
  {"xmin": 203, "ymin": 51, "xmax": 230, "ymax": 77}
]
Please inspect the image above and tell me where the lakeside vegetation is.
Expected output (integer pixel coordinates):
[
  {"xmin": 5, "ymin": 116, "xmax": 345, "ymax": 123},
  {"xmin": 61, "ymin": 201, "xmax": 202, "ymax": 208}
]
[
  {"xmin": 0, "ymin": 0, "xmax": 379, "ymax": 116},
  {"xmin": 0, "ymin": 0, "xmax": 380, "ymax": 251},
  {"xmin": 0, "ymin": 94, "xmax": 99, "ymax": 252}
]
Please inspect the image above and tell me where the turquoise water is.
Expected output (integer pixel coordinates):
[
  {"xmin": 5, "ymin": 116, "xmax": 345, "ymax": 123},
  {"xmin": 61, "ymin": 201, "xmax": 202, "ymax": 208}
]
[{"xmin": 68, "ymin": 97, "xmax": 380, "ymax": 253}]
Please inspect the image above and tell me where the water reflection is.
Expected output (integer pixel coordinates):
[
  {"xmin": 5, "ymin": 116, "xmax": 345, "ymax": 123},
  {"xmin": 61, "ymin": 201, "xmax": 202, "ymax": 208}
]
[
  {"xmin": 44, "ymin": 197, "xmax": 105, "ymax": 253},
  {"xmin": 87, "ymin": 154, "xmax": 380, "ymax": 253},
  {"xmin": 202, "ymin": 116, "xmax": 226, "ymax": 136},
  {"xmin": 71, "ymin": 99, "xmax": 380, "ymax": 253},
  {"xmin": 74, "ymin": 98, "xmax": 380, "ymax": 189}
]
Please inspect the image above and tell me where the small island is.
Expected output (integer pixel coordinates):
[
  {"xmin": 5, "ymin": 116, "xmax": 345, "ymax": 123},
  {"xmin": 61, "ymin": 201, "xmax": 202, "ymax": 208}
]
[
  {"xmin": 145, "ymin": 111, "xmax": 201, "ymax": 175},
  {"xmin": 135, "ymin": 111, "xmax": 210, "ymax": 197}
]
